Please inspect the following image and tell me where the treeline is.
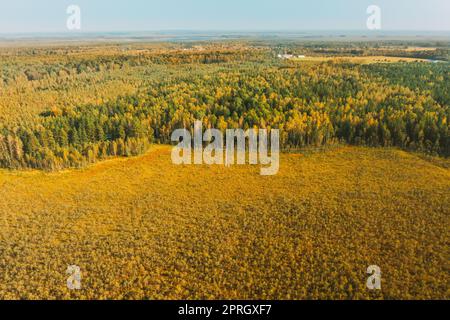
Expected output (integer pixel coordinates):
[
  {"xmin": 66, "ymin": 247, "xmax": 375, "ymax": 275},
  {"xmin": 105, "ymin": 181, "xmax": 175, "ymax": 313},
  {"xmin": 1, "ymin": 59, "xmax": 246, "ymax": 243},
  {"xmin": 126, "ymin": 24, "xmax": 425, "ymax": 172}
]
[
  {"xmin": 0, "ymin": 105, "xmax": 153, "ymax": 169},
  {"xmin": 0, "ymin": 61, "xmax": 448, "ymax": 170}
]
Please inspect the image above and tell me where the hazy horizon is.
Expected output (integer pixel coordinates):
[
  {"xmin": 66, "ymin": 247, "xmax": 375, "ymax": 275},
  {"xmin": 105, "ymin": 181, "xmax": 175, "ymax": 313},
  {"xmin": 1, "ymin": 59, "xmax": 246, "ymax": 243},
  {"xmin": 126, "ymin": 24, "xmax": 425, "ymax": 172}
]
[
  {"xmin": 1, "ymin": 30, "xmax": 449, "ymax": 43},
  {"xmin": 1, "ymin": 0, "xmax": 449, "ymax": 34}
]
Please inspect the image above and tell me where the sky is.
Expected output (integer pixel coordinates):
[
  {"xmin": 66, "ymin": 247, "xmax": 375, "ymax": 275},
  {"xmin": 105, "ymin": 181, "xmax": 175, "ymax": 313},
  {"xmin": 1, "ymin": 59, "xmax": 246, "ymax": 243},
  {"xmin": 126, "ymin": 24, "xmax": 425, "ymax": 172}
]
[{"xmin": 0, "ymin": 0, "xmax": 449, "ymax": 34}]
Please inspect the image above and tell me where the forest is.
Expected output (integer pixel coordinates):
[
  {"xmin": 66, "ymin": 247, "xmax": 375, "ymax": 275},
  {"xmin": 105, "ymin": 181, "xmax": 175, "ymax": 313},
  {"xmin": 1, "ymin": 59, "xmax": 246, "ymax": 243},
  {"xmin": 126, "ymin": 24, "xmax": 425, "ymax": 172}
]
[{"xmin": 0, "ymin": 43, "xmax": 449, "ymax": 170}]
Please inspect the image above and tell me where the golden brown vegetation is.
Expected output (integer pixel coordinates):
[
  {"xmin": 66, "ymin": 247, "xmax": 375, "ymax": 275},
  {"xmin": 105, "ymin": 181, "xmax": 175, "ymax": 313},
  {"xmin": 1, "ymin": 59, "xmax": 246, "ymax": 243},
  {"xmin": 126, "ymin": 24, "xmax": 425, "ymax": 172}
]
[{"xmin": 0, "ymin": 146, "xmax": 448, "ymax": 299}]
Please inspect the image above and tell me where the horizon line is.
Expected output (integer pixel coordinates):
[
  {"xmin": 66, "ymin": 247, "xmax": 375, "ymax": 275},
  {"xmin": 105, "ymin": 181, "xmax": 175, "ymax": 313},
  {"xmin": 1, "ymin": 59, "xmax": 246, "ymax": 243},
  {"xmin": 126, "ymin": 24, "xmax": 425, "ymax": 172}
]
[{"xmin": 1, "ymin": 29, "xmax": 450, "ymax": 36}]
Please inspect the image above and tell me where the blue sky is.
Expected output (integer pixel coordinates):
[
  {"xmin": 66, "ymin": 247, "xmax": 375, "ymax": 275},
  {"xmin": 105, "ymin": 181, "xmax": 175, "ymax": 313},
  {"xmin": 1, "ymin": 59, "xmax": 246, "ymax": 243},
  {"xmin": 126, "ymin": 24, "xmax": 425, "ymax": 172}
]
[{"xmin": 0, "ymin": 0, "xmax": 449, "ymax": 33}]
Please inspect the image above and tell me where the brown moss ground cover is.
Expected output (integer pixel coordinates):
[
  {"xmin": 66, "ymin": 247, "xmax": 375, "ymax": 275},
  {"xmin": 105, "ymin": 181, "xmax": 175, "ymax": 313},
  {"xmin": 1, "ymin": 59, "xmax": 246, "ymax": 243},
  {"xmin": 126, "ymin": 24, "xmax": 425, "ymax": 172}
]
[{"xmin": 0, "ymin": 146, "xmax": 448, "ymax": 299}]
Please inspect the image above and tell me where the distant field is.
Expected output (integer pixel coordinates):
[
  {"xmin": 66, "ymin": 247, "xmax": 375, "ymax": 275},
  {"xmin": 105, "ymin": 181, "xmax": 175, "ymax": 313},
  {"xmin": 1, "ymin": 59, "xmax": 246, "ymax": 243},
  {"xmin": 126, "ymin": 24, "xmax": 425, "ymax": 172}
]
[
  {"xmin": 0, "ymin": 146, "xmax": 448, "ymax": 299},
  {"xmin": 373, "ymin": 47, "xmax": 438, "ymax": 52},
  {"xmin": 399, "ymin": 47, "xmax": 437, "ymax": 52},
  {"xmin": 293, "ymin": 56, "xmax": 430, "ymax": 64}
]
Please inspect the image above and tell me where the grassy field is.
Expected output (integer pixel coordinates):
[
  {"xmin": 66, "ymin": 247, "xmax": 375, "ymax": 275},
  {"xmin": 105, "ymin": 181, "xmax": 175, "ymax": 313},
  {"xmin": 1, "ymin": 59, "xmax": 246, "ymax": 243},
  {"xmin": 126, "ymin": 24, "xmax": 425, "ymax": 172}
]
[
  {"xmin": 0, "ymin": 146, "xmax": 449, "ymax": 300},
  {"xmin": 293, "ymin": 56, "xmax": 430, "ymax": 64}
]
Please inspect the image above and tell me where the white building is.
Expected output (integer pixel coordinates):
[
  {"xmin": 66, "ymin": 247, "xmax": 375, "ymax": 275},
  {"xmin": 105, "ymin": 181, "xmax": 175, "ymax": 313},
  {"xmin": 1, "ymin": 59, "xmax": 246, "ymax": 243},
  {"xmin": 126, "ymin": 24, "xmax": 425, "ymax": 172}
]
[{"xmin": 277, "ymin": 53, "xmax": 307, "ymax": 60}]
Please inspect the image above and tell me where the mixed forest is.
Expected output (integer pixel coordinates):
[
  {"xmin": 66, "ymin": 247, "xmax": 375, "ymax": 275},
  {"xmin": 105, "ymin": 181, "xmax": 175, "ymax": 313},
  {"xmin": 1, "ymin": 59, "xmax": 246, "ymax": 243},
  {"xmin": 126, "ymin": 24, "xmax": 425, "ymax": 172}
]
[{"xmin": 0, "ymin": 43, "xmax": 449, "ymax": 170}]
